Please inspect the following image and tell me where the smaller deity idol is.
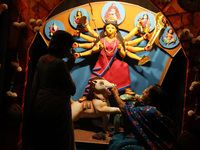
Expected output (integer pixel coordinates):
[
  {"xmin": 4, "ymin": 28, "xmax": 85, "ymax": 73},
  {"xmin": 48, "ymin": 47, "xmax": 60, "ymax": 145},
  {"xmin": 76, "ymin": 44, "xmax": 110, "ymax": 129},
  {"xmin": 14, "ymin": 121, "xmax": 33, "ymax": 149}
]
[
  {"xmin": 73, "ymin": 9, "xmax": 87, "ymax": 30},
  {"xmin": 138, "ymin": 13, "xmax": 151, "ymax": 33},
  {"xmin": 74, "ymin": 9, "xmax": 82, "ymax": 25},
  {"xmin": 49, "ymin": 22, "xmax": 59, "ymax": 37},
  {"xmin": 104, "ymin": 3, "xmax": 122, "ymax": 21},
  {"xmin": 163, "ymin": 28, "xmax": 176, "ymax": 45}
]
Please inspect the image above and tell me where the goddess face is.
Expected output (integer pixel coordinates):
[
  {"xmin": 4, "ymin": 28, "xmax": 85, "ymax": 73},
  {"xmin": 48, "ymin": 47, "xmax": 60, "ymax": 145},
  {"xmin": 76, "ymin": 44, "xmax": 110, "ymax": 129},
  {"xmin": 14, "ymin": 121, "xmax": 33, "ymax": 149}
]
[{"xmin": 105, "ymin": 24, "xmax": 117, "ymax": 36}]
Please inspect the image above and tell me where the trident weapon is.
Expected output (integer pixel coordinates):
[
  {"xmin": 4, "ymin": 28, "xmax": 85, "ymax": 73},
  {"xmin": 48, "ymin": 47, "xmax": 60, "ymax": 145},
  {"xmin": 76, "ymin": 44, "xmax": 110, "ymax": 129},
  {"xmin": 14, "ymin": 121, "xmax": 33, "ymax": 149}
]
[{"xmin": 88, "ymin": 1, "xmax": 99, "ymax": 37}]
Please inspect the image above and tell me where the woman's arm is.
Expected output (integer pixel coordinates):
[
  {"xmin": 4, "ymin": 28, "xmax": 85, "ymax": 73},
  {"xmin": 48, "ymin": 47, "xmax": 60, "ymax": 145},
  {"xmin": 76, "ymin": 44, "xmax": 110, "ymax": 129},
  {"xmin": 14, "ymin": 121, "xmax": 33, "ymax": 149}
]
[
  {"xmin": 59, "ymin": 60, "xmax": 76, "ymax": 95},
  {"xmin": 111, "ymin": 86, "xmax": 125, "ymax": 112}
]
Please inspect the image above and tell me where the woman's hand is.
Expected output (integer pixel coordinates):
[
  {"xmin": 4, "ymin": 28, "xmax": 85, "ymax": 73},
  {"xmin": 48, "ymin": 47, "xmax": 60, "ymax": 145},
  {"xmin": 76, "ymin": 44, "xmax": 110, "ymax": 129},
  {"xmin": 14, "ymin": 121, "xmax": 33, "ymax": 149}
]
[
  {"xmin": 66, "ymin": 55, "xmax": 76, "ymax": 71},
  {"xmin": 132, "ymin": 96, "xmax": 143, "ymax": 103},
  {"xmin": 111, "ymin": 86, "xmax": 119, "ymax": 97}
]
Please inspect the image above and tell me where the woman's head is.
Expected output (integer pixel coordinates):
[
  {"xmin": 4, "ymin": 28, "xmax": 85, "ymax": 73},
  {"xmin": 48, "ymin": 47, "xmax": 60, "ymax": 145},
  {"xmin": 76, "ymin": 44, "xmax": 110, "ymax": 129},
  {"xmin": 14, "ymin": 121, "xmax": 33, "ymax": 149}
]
[
  {"xmin": 142, "ymin": 84, "xmax": 168, "ymax": 113},
  {"xmin": 48, "ymin": 30, "xmax": 74, "ymax": 58}
]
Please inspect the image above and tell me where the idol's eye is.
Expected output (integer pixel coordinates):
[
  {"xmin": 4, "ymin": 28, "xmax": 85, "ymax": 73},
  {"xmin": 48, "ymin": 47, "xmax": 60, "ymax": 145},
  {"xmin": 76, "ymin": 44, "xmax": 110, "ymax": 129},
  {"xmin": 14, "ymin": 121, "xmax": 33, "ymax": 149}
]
[
  {"xmin": 92, "ymin": 80, "xmax": 97, "ymax": 84},
  {"xmin": 112, "ymin": 27, "xmax": 115, "ymax": 29},
  {"xmin": 99, "ymin": 81, "xmax": 104, "ymax": 85}
]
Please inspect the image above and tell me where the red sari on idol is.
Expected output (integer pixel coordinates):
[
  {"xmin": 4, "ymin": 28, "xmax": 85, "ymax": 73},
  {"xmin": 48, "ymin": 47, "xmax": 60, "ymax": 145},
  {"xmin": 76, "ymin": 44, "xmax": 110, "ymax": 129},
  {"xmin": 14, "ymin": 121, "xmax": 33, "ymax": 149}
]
[{"xmin": 84, "ymin": 37, "xmax": 131, "ymax": 95}]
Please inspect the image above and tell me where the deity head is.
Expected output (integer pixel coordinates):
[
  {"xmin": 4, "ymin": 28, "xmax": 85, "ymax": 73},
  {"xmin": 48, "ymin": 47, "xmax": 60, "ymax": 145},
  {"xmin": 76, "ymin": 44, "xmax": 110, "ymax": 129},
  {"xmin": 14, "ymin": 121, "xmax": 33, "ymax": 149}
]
[
  {"xmin": 104, "ymin": 3, "xmax": 122, "ymax": 21},
  {"xmin": 76, "ymin": 9, "xmax": 82, "ymax": 17},
  {"xmin": 168, "ymin": 28, "xmax": 173, "ymax": 34},
  {"xmin": 97, "ymin": 15, "xmax": 123, "ymax": 44},
  {"xmin": 109, "ymin": 8, "xmax": 117, "ymax": 19},
  {"xmin": 142, "ymin": 13, "xmax": 149, "ymax": 20},
  {"xmin": 104, "ymin": 15, "xmax": 118, "ymax": 31},
  {"xmin": 52, "ymin": 23, "xmax": 58, "ymax": 30},
  {"xmin": 105, "ymin": 24, "xmax": 117, "ymax": 37}
]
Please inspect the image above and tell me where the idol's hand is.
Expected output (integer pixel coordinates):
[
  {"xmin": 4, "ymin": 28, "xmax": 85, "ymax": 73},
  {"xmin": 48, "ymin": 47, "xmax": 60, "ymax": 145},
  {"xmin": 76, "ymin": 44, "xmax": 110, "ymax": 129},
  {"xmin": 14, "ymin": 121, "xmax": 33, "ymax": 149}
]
[
  {"xmin": 74, "ymin": 53, "xmax": 80, "ymax": 59},
  {"xmin": 74, "ymin": 30, "xmax": 80, "ymax": 36},
  {"xmin": 143, "ymin": 34, "xmax": 149, "ymax": 40},
  {"xmin": 98, "ymin": 41, "xmax": 104, "ymax": 49},
  {"xmin": 73, "ymin": 42, "xmax": 79, "ymax": 48},
  {"xmin": 79, "ymin": 16, "xmax": 87, "ymax": 25},
  {"xmin": 137, "ymin": 18, "xmax": 143, "ymax": 27},
  {"xmin": 144, "ymin": 45, "xmax": 152, "ymax": 51},
  {"xmin": 118, "ymin": 43, "xmax": 123, "ymax": 49}
]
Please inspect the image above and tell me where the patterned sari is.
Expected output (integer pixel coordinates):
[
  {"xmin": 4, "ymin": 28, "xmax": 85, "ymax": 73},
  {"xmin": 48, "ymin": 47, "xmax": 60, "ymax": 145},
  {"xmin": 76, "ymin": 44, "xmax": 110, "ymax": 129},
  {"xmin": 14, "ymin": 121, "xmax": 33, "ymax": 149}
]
[{"xmin": 108, "ymin": 105, "xmax": 177, "ymax": 150}]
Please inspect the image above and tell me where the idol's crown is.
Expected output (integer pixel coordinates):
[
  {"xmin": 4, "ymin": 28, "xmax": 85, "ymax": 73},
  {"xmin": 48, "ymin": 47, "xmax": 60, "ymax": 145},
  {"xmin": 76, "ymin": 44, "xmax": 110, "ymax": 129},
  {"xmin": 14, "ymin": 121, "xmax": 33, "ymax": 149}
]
[{"xmin": 105, "ymin": 15, "xmax": 117, "ymax": 23}]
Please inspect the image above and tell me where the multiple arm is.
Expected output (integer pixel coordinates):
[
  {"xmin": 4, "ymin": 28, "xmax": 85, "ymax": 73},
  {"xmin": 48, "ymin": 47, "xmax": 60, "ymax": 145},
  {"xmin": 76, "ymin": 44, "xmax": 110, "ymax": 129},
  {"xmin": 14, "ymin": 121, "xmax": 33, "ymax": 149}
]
[
  {"xmin": 74, "ymin": 41, "xmax": 101, "ymax": 58},
  {"xmin": 73, "ymin": 42, "xmax": 94, "ymax": 49},
  {"xmin": 118, "ymin": 43, "xmax": 126, "ymax": 58},
  {"xmin": 123, "ymin": 26, "xmax": 139, "ymax": 41},
  {"xmin": 80, "ymin": 33, "xmax": 97, "ymax": 42},
  {"xmin": 85, "ymin": 23, "xmax": 99, "ymax": 38},
  {"xmin": 122, "ymin": 23, "xmax": 151, "ymax": 61},
  {"xmin": 73, "ymin": 22, "xmax": 151, "ymax": 62}
]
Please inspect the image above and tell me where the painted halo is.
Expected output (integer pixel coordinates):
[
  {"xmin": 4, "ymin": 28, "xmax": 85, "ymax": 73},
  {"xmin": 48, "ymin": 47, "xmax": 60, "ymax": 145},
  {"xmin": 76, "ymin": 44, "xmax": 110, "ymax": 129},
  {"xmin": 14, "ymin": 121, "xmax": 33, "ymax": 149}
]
[
  {"xmin": 159, "ymin": 26, "xmax": 179, "ymax": 49},
  {"xmin": 101, "ymin": 1, "xmax": 125, "ymax": 25},
  {"xmin": 69, "ymin": 8, "xmax": 90, "ymax": 29},
  {"xmin": 134, "ymin": 11, "xmax": 155, "ymax": 33},
  {"xmin": 44, "ymin": 19, "xmax": 65, "ymax": 40}
]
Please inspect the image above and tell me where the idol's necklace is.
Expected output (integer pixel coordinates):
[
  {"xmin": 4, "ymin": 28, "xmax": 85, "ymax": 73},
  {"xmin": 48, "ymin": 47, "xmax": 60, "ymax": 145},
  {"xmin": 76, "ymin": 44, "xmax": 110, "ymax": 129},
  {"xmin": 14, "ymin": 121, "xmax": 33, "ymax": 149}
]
[{"xmin": 104, "ymin": 38, "xmax": 117, "ymax": 55}]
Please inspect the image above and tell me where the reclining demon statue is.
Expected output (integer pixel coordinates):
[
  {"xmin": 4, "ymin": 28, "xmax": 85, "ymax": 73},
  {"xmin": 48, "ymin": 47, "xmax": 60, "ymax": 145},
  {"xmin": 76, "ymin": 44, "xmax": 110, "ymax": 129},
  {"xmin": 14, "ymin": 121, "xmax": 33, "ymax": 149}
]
[{"xmin": 71, "ymin": 77, "xmax": 121, "ymax": 131}]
